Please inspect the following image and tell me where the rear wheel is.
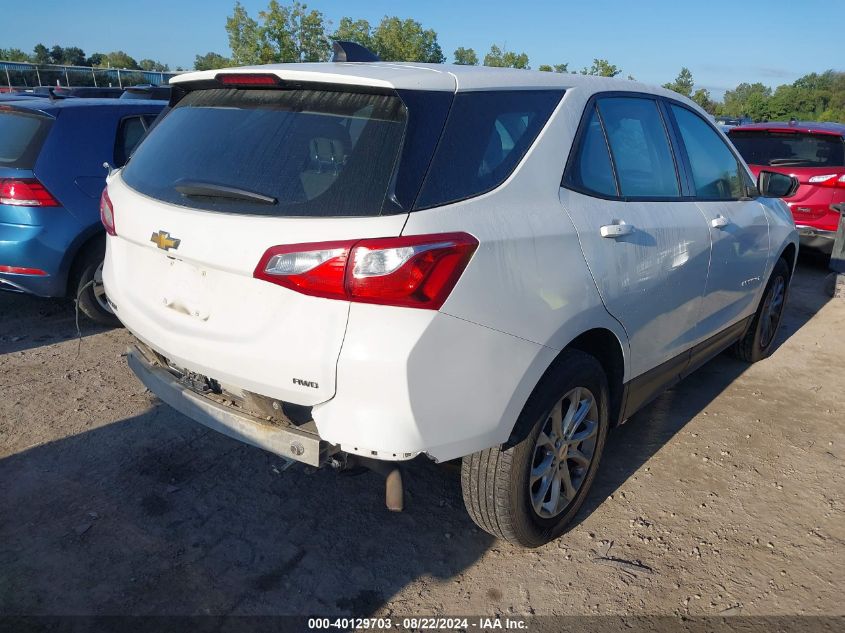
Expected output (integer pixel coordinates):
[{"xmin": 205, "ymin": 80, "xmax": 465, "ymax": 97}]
[
  {"xmin": 461, "ymin": 350, "xmax": 609, "ymax": 548},
  {"xmin": 73, "ymin": 243, "xmax": 121, "ymax": 328},
  {"xmin": 732, "ymin": 257, "xmax": 790, "ymax": 363}
]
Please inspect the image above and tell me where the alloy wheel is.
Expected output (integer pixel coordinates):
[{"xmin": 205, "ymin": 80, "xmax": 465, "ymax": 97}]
[{"xmin": 529, "ymin": 387, "xmax": 599, "ymax": 519}]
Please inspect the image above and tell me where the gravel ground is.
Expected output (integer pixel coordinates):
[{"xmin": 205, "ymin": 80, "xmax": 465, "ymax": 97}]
[{"xmin": 0, "ymin": 256, "xmax": 843, "ymax": 618}]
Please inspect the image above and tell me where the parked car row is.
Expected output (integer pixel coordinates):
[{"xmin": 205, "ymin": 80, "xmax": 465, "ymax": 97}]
[{"xmin": 8, "ymin": 84, "xmax": 170, "ymax": 101}]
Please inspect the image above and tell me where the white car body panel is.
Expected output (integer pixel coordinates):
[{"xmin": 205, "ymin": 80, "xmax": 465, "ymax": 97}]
[
  {"xmin": 104, "ymin": 63, "xmax": 799, "ymax": 465},
  {"xmin": 103, "ymin": 174, "xmax": 407, "ymax": 405}
]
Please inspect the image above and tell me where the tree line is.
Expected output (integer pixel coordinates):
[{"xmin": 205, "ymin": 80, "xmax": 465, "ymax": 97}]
[
  {"xmin": 0, "ymin": 44, "xmax": 172, "ymax": 72},
  {"xmin": 3, "ymin": 0, "xmax": 843, "ymax": 122}
]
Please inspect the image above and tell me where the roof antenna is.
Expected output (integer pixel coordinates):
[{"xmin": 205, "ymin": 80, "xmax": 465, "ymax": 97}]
[{"xmin": 332, "ymin": 41, "xmax": 380, "ymax": 63}]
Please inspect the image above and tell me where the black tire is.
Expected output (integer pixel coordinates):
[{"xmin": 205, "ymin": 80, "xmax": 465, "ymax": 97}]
[
  {"xmin": 461, "ymin": 350, "xmax": 609, "ymax": 548},
  {"xmin": 72, "ymin": 241, "xmax": 121, "ymax": 328},
  {"xmin": 731, "ymin": 257, "xmax": 790, "ymax": 363}
]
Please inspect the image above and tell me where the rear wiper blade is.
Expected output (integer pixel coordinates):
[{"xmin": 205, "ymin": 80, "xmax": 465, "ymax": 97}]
[{"xmin": 174, "ymin": 181, "xmax": 277, "ymax": 204}]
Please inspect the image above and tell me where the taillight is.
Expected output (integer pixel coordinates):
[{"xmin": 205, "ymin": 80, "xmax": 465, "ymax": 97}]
[
  {"xmin": 807, "ymin": 173, "xmax": 845, "ymax": 188},
  {"xmin": 0, "ymin": 178, "xmax": 59, "ymax": 207},
  {"xmin": 255, "ymin": 240, "xmax": 353, "ymax": 301},
  {"xmin": 100, "ymin": 188, "xmax": 116, "ymax": 236},
  {"xmin": 254, "ymin": 233, "xmax": 479, "ymax": 310},
  {"xmin": 0, "ymin": 265, "xmax": 47, "ymax": 275}
]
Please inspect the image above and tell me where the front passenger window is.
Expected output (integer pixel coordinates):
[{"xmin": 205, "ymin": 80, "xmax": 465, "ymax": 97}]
[{"xmin": 671, "ymin": 105, "xmax": 746, "ymax": 200}]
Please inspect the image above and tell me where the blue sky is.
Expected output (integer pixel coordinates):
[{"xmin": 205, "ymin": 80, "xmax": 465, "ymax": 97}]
[{"xmin": 6, "ymin": 0, "xmax": 843, "ymax": 98}]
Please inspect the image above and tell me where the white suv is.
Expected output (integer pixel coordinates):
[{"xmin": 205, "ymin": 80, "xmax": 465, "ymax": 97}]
[{"xmin": 102, "ymin": 57, "xmax": 798, "ymax": 547}]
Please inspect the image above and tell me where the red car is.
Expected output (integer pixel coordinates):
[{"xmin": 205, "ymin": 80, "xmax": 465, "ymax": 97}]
[{"xmin": 729, "ymin": 121, "xmax": 845, "ymax": 253}]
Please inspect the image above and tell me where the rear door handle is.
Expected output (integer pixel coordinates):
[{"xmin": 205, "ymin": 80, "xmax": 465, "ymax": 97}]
[
  {"xmin": 710, "ymin": 215, "xmax": 729, "ymax": 229},
  {"xmin": 600, "ymin": 222, "xmax": 634, "ymax": 238}
]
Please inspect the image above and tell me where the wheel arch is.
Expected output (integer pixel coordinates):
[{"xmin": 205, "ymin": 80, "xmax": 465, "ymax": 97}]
[
  {"xmin": 62, "ymin": 227, "xmax": 106, "ymax": 297},
  {"xmin": 506, "ymin": 326, "xmax": 628, "ymax": 448},
  {"xmin": 779, "ymin": 241, "xmax": 797, "ymax": 275}
]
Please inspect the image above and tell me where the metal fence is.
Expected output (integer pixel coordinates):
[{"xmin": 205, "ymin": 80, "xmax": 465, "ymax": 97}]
[{"xmin": 0, "ymin": 60, "xmax": 180, "ymax": 89}]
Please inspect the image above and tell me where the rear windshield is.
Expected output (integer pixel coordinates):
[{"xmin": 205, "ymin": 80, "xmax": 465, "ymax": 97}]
[
  {"xmin": 121, "ymin": 86, "xmax": 564, "ymax": 216},
  {"xmin": 121, "ymin": 88, "xmax": 408, "ymax": 217},
  {"xmin": 0, "ymin": 109, "xmax": 53, "ymax": 169},
  {"xmin": 730, "ymin": 130, "xmax": 845, "ymax": 167}
]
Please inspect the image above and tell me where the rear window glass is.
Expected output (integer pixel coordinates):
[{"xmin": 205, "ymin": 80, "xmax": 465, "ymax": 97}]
[
  {"xmin": 566, "ymin": 105, "xmax": 617, "ymax": 196},
  {"xmin": 730, "ymin": 130, "xmax": 845, "ymax": 167},
  {"xmin": 121, "ymin": 88, "xmax": 408, "ymax": 217},
  {"xmin": 0, "ymin": 110, "xmax": 53, "ymax": 169},
  {"xmin": 597, "ymin": 97, "xmax": 680, "ymax": 198},
  {"xmin": 415, "ymin": 90, "xmax": 564, "ymax": 209}
]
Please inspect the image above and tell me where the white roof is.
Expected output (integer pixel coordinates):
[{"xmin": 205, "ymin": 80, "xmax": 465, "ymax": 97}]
[{"xmin": 172, "ymin": 61, "xmax": 685, "ymax": 101}]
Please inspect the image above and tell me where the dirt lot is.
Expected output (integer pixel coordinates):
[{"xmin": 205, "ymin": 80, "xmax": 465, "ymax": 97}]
[{"xmin": 0, "ymin": 256, "xmax": 843, "ymax": 619}]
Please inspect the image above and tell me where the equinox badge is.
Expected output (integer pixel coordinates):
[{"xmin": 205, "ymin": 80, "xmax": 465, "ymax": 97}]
[{"xmin": 150, "ymin": 230, "xmax": 181, "ymax": 251}]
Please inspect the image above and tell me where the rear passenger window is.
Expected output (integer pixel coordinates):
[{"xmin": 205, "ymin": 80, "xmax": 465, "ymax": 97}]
[
  {"xmin": 567, "ymin": 106, "xmax": 617, "ymax": 196},
  {"xmin": 597, "ymin": 97, "xmax": 679, "ymax": 198},
  {"xmin": 415, "ymin": 90, "xmax": 564, "ymax": 209},
  {"xmin": 671, "ymin": 105, "xmax": 746, "ymax": 200}
]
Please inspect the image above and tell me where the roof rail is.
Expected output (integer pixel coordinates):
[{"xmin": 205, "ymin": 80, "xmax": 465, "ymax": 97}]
[{"xmin": 331, "ymin": 41, "xmax": 380, "ymax": 63}]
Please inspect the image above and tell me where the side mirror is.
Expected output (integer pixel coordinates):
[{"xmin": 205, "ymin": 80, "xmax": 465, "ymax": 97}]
[{"xmin": 757, "ymin": 170, "xmax": 799, "ymax": 198}]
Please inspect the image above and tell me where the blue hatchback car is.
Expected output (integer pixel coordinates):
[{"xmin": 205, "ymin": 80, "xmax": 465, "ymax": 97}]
[{"xmin": 0, "ymin": 97, "xmax": 165, "ymax": 324}]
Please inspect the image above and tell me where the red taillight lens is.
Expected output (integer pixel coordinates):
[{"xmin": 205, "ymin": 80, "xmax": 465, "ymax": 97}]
[
  {"xmin": 216, "ymin": 73, "xmax": 280, "ymax": 86},
  {"xmin": 254, "ymin": 240, "xmax": 355, "ymax": 301},
  {"xmin": 0, "ymin": 178, "xmax": 59, "ymax": 207},
  {"xmin": 347, "ymin": 234, "xmax": 479, "ymax": 309},
  {"xmin": 254, "ymin": 233, "xmax": 479, "ymax": 310},
  {"xmin": 100, "ymin": 188, "xmax": 116, "ymax": 236},
  {"xmin": 0, "ymin": 265, "xmax": 47, "ymax": 276}
]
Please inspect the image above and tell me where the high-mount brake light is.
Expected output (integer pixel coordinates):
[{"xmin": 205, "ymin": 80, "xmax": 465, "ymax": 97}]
[
  {"xmin": 254, "ymin": 233, "xmax": 479, "ymax": 310},
  {"xmin": 0, "ymin": 179, "xmax": 59, "ymax": 207},
  {"xmin": 100, "ymin": 188, "xmax": 116, "ymax": 236},
  {"xmin": 216, "ymin": 73, "xmax": 280, "ymax": 86}
]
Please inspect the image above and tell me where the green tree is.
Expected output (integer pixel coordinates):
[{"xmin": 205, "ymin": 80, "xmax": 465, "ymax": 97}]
[
  {"xmin": 722, "ymin": 82, "xmax": 772, "ymax": 119},
  {"xmin": 483, "ymin": 44, "xmax": 529, "ymax": 69},
  {"xmin": 87, "ymin": 52, "xmax": 105, "ymax": 66},
  {"xmin": 103, "ymin": 51, "xmax": 139, "ymax": 69},
  {"xmin": 691, "ymin": 88, "xmax": 713, "ymax": 112},
  {"xmin": 194, "ymin": 52, "xmax": 234, "ymax": 70},
  {"xmin": 580, "ymin": 58, "xmax": 620, "ymax": 77},
  {"xmin": 332, "ymin": 17, "xmax": 374, "ymax": 50},
  {"xmin": 32, "ymin": 44, "xmax": 50, "ymax": 64},
  {"xmin": 453, "ymin": 47, "xmax": 478, "ymax": 65},
  {"xmin": 371, "ymin": 17, "xmax": 444, "ymax": 63},
  {"xmin": 139, "ymin": 59, "xmax": 170, "ymax": 72},
  {"xmin": 259, "ymin": 0, "xmax": 330, "ymax": 62},
  {"xmin": 663, "ymin": 67, "xmax": 694, "ymax": 98},
  {"xmin": 0, "ymin": 48, "xmax": 29, "ymax": 62},
  {"xmin": 538, "ymin": 63, "xmax": 568, "ymax": 73},
  {"xmin": 226, "ymin": 2, "xmax": 270, "ymax": 64},
  {"xmin": 49, "ymin": 45, "xmax": 65, "ymax": 64}
]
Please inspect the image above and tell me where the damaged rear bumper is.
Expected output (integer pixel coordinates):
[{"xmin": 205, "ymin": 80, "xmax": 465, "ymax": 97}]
[{"xmin": 126, "ymin": 344, "xmax": 335, "ymax": 467}]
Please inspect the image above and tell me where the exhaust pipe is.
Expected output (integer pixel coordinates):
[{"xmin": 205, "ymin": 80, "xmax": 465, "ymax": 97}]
[{"xmin": 334, "ymin": 455, "xmax": 405, "ymax": 512}]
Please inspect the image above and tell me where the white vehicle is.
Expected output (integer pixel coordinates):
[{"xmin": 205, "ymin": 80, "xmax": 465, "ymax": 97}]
[{"xmin": 102, "ymin": 44, "xmax": 799, "ymax": 547}]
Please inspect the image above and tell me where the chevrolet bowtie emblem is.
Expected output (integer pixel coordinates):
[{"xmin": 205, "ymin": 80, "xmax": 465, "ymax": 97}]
[{"xmin": 150, "ymin": 230, "xmax": 180, "ymax": 251}]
